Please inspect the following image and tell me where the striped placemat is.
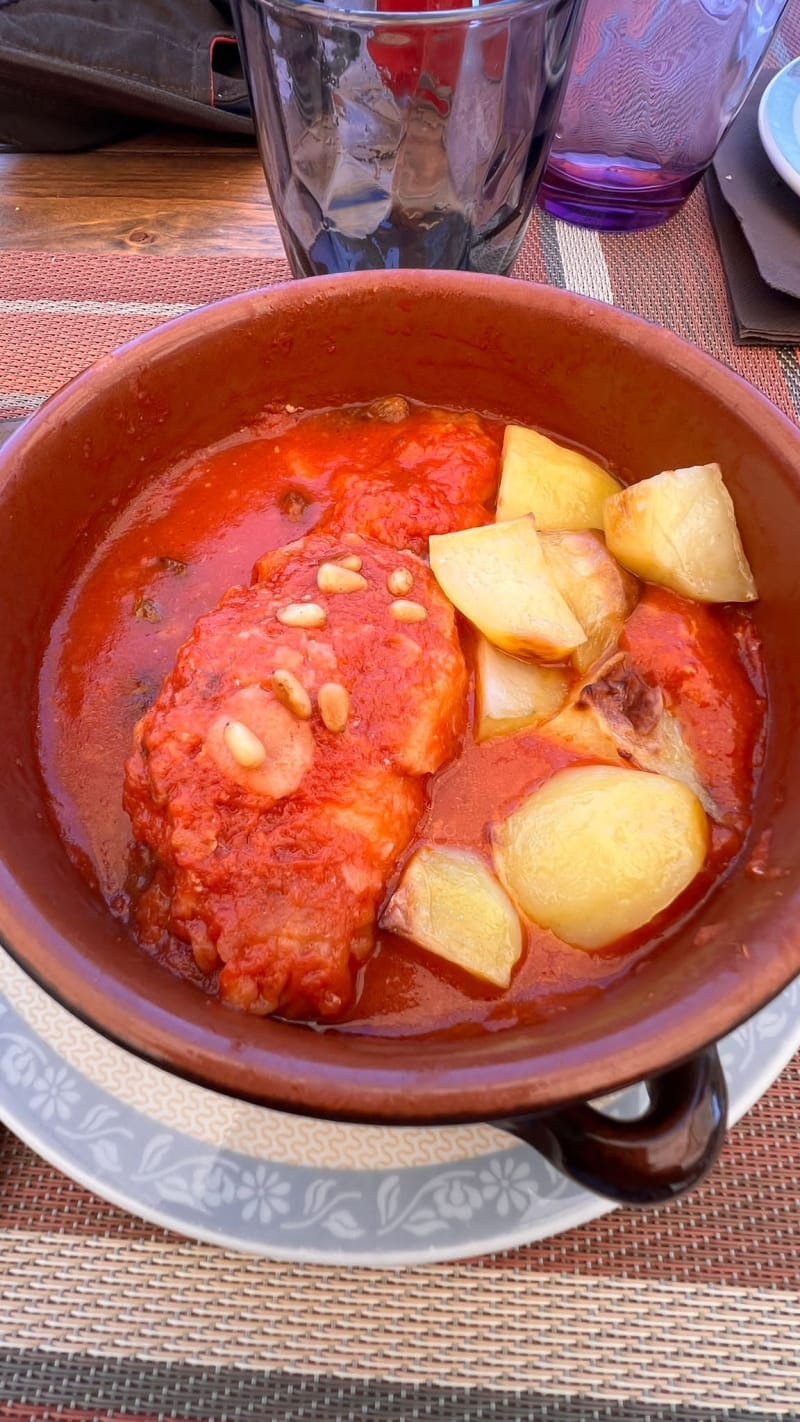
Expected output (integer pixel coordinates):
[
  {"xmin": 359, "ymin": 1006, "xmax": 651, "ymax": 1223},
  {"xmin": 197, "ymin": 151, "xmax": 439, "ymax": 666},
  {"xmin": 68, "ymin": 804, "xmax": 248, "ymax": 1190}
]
[{"xmin": 2, "ymin": 1056, "xmax": 799, "ymax": 1418}]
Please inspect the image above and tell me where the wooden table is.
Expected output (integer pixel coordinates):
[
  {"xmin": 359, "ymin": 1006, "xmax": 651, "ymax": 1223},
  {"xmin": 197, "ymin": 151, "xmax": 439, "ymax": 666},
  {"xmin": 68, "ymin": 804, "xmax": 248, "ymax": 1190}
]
[{"xmin": 0, "ymin": 129, "xmax": 279, "ymax": 258}]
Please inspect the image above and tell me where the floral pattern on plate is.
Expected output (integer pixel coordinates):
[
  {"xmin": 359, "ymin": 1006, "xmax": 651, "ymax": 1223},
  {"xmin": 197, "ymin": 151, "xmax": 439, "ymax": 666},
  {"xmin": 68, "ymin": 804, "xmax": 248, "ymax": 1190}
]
[{"xmin": 1, "ymin": 974, "xmax": 798, "ymax": 1265}]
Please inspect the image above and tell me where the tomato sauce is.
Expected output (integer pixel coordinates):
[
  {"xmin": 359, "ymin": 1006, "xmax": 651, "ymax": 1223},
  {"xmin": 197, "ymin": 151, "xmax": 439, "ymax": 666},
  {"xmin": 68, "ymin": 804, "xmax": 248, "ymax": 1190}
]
[{"xmin": 37, "ymin": 401, "xmax": 767, "ymax": 1037}]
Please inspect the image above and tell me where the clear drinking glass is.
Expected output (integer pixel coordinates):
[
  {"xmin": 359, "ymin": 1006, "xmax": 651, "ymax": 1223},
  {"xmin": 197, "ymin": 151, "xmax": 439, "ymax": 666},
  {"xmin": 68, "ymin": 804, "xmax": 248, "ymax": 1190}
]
[
  {"xmin": 231, "ymin": 0, "xmax": 586, "ymax": 275},
  {"xmin": 537, "ymin": 0, "xmax": 790, "ymax": 231}
]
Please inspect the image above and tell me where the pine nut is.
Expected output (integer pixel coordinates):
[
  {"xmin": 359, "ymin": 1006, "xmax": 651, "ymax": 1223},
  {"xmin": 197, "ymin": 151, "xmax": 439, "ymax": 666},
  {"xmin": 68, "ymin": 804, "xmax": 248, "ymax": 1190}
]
[
  {"xmin": 224, "ymin": 719, "xmax": 266, "ymax": 768},
  {"xmin": 317, "ymin": 562, "xmax": 368, "ymax": 594},
  {"xmin": 318, "ymin": 681, "xmax": 350, "ymax": 733},
  {"xmin": 270, "ymin": 668, "xmax": 313, "ymax": 720},
  {"xmin": 276, "ymin": 602, "xmax": 327, "ymax": 628},
  {"xmin": 387, "ymin": 567, "xmax": 413, "ymax": 597},
  {"xmin": 338, "ymin": 554, "xmax": 363, "ymax": 572},
  {"xmin": 389, "ymin": 599, "xmax": 427, "ymax": 622}
]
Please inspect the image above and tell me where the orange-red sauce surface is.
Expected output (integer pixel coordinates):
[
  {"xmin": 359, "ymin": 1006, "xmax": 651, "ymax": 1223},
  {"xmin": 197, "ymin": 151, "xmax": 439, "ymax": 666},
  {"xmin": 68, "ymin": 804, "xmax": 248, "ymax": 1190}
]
[{"xmin": 37, "ymin": 402, "xmax": 767, "ymax": 1037}]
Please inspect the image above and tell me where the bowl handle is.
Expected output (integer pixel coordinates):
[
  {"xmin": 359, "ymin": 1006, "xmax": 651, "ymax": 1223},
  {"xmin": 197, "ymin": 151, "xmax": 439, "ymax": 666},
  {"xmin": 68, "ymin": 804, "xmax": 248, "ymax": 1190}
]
[{"xmin": 497, "ymin": 1045, "xmax": 728, "ymax": 1206}]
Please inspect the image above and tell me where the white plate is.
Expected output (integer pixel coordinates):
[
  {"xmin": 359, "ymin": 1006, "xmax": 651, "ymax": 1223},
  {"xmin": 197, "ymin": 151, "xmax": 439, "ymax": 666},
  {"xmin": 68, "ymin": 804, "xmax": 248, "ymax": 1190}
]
[
  {"xmin": 1, "ymin": 948, "xmax": 798, "ymax": 1266},
  {"xmin": 758, "ymin": 57, "xmax": 800, "ymax": 198}
]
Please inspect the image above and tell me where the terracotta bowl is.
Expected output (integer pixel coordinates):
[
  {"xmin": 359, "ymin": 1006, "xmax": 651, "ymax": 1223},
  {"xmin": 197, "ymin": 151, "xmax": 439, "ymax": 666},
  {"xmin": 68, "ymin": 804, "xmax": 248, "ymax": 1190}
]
[{"xmin": 2, "ymin": 272, "xmax": 799, "ymax": 1207}]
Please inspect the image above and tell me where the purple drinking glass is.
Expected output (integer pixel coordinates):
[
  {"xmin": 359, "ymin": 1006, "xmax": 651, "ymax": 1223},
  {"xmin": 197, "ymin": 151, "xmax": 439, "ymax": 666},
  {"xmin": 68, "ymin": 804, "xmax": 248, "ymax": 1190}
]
[{"xmin": 538, "ymin": 0, "xmax": 790, "ymax": 232}]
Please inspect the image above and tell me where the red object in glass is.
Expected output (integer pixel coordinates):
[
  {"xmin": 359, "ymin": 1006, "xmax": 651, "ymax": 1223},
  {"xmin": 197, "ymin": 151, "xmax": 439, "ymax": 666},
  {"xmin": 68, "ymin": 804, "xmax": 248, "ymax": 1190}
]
[{"xmin": 368, "ymin": 0, "xmax": 474, "ymax": 113}]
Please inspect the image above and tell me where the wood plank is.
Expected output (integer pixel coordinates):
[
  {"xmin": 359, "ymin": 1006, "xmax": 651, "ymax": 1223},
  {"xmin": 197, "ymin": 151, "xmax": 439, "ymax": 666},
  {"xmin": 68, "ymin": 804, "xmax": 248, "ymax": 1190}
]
[
  {"xmin": 0, "ymin": 150, "xmax": 268, "ymax": 200},
  {"xmin": 0, "ymin": 195, "xmax": 286, "ymax": 258},
  {"xmin": 0, "ymin": 133, "xmax": 286, "ymax": 257}
]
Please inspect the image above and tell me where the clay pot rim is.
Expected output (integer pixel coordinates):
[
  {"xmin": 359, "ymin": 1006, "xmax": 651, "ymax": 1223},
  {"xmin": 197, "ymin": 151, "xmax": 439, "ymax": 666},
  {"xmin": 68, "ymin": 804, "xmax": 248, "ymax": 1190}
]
[{"xmin": 2, "ymin": 269, "xmax": 799, "ymax": 1123}]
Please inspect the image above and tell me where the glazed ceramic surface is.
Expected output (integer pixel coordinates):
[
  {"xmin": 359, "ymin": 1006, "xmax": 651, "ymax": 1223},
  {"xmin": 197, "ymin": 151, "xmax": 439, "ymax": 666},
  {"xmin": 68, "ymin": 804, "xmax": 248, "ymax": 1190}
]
[{"xmin": 759, "ymin": 58, "xmax": 800, "ymax": 197}]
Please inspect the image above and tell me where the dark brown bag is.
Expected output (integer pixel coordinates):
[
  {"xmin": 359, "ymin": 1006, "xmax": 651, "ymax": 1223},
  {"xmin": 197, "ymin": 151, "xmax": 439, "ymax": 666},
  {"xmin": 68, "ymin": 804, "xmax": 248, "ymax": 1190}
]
[{"xmin": 0, "ymin": 0, "xmax": 254, "ymax": 151}]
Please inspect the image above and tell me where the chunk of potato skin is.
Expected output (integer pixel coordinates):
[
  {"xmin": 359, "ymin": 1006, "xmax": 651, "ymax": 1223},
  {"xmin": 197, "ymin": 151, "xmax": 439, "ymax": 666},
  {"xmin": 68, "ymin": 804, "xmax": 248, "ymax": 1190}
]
[
  {"xmin": 497, "ymin": 425, "xmax": 621, "ymax": 530},
  {"xmin": 475, "ymin": 637, "xmax": 570, "ymax": 741},
  {"xmin": 538, "ymin": 656, "xmax": 718, "ymax": 820},
  {"xmin": 603, "ymin": 462, "xmax": 757, "ymax": 603},
  {"xmin": 380, "ymin": 845, "xmax": 523, "ymax": 988},
  {"xmin": 492, "ymin": 764, "xmax": 708, "ymax": 950},
  {"xmin": 429, "ymin": 516, "xmax": 586, "ymax": 662},
  {"xmin": 539, "ymin": 530, "xmax": 639, "ymax": 674}
]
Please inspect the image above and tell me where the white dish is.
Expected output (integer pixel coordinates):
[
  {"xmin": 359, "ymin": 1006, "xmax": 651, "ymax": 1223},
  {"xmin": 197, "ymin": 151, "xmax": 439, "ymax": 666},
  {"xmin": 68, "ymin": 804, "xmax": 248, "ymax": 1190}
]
[
  {"xmin": 758, "ymin": 58, "xmax": 800, "ymax": 198},
  {"xmin": 1, "ymin": 949, "xmax": 798, "ymax": 1265}
]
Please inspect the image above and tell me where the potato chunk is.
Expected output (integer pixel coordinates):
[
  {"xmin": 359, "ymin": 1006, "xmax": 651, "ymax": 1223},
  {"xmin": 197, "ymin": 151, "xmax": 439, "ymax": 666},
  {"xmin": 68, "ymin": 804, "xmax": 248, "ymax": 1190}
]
[
  {"xmin": 475, "ymin": 637, "xmax": 570, "ymax": 741},
  {"xmin": 537, "ymin": 702, "xmax": 621, "ymax": 766},
  {"xmin": 380, "ymin": 845, "xmax": 523, "ymax": 988},
  {"xmin": 497, "ymin": 425, "xmax": 621, "ymax": 530},
  {"xmin": 540, "ymin": 530, "xmax": 639, "ymax": 674},
  {"xmin": 603, "ymin": 463, "xmax": 757, "ymax": 603},
  {"xmin": 492, "ymin": 764, "xmax": 708, "ymax": 950},
  {"xmin": 539, "ymin": 655, "xmax": 718, "ymax": 819},
  {"xmin": 429, "ymin": 517, "xmax": 586, "ymax": 661}
]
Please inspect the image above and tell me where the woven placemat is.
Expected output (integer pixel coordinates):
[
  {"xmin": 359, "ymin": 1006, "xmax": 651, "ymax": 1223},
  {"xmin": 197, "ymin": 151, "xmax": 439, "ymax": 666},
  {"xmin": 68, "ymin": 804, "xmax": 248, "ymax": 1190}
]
[
  {"xmin": 1, "ymin": 75, "xmax": 800, "ymax": 1422},
  {"xmin": 2, "ymin": 1062, "xmax": 799, "ymax": 1418}
]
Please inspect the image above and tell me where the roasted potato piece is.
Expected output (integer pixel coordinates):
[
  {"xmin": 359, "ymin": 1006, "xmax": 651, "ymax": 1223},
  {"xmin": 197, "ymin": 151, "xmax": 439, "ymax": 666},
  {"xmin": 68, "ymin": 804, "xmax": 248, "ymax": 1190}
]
[
  {"xmin": 539, "ymin": 656, "xmax": 718, "ymax": 819},
  {"xmin": 537, "ymin": 701, "xmax": 621, "ymax": 765},
  {"xmin": 380, "ymin": 845, "xmax": 523, "ymax": 988},
  {"xmin": 492, "ymin": 764, "xmax": 708, "ymax": 950},
  {"xmin": 475, "ymin": 637, "xmax": 570, "ymax": 741},
  {"xmin": 497, "ymin": 425, "xmax": 621, "ymax": 530},
  {"xmin": 429, "ymin": 517, "xmax": 586, "ymax": 661},
  {"xmin": 540, "ymin": 530, "xmax": 639, "ymax": 674},
  {"xmin": 603, "ymin": 462, "xmax": 757, "ymax": 603}
]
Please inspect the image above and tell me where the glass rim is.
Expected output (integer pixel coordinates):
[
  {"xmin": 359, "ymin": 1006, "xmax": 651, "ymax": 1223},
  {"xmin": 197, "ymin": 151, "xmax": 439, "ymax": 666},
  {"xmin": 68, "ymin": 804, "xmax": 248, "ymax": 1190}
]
[{"xmin": 236, "ymin": 0, "xmax": 570, "ymax": 28}]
